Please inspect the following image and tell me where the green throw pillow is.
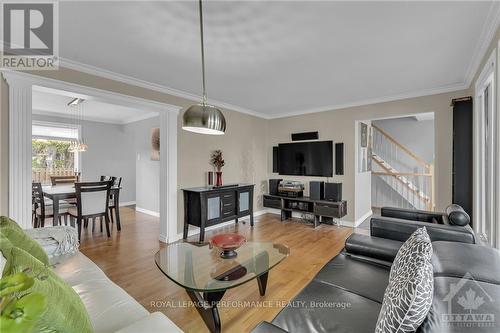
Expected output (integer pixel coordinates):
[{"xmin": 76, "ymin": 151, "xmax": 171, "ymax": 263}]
[
  {"xmin": 0, "ymin": 233, "xmax": 14, "ymax": 276},
  {"xmin": 4, "ymin": 247, "xmax": 93, "ymax": 333},
  {"xmin": 0, "ymin": 216, "xmax": 49, "ymax": 265}
]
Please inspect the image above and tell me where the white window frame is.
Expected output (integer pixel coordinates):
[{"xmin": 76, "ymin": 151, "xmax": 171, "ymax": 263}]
[
  {"xmin": 32, "ymin": 120, "xmax": 82, "ymax": 172},
  {"xmin": 474, "ymin": 48, "xmax": 498, "ymax": 248}
]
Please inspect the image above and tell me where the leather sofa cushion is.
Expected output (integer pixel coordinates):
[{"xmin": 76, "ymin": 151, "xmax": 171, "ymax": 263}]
[
  {"xmin": 52, "ymin": 252, "xmax": 108, "ymax": 286},
  {"xmin": 432, "ymin": 241, "xmax": 500, "ymax": 285},
  {"xmin": 418, "ymin": 277, "xmax": 500, "ymax": 333},
  {"xmin": 115, "ymin": 312, "xmax": 182, "ymax": 333},
  {"xmin": 72, "ymin": 279, "xmax": 149, "ymax": 332},
  {"xmin": 52, "ymin": 253, "xmax": 183, "ymax": 333},
  {"xmin": 345, "ymin": 234, "xmax": 402, "ymax": 263},
  {"xmin": 314, "ymin": 253, "xmax": 390, "ymax": 303},
  {"xmin": 371, "ymin": 217, "xmax": 476, "ymax": 244},
  {"xmin": 251, "ymin": 321, "xmax": 290, "ymax": 333},
  {"xmin": 381, "ymin": 207, "xmax": 444, "ymax": 223},
  {"xmin": 445, "ymin": 204, "xmax": 470, "ymax": 226},
  {"xmin": 272, "ymin": 279, "xmax": 382, "ymax": 333}
]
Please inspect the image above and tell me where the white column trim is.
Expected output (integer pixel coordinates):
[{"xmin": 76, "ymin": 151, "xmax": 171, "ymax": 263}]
[
  {"xmin": 159, "ymin": 111, "xmax": 178, "ymax": 243},
  {"xmin": 3, "ymin": 73, "xmax": 33, "ymax": 228},
  {"xmin": 1, "ymin": 70, "xmax": 181, "ymax": 239}
]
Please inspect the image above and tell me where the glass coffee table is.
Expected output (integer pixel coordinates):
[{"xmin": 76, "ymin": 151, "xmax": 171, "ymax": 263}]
[{"xmin": 155, "ymin": 241, "xmax": 289, "ymax": 333}]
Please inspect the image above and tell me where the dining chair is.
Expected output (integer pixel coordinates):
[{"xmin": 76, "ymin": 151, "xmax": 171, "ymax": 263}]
[
  {"xmin": 109, "ymin": 177, "xmax": 122, "ymax": 226},
  {"xmin": 69, "ymin": 181, "xmax": 112, "ymax": 240},
  {"xmin": 50, "ymin": 175, "xmax": 79, "ymax": 186},
  {"xmin": 32, "ymin": 182, "xmax": 72, "ymax": 228},
  {"xmin": 99, "ymin": 176, "xmax": 122, "ymax": 227}
]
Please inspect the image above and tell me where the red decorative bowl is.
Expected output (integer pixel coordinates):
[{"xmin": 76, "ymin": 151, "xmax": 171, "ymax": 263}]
[{"xmin": 209, "ymin": 233, "xmax": 246, "ymax": 259}]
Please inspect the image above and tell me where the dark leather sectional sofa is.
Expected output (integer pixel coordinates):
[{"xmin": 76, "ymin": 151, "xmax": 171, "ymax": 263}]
[{"xmin": 252, "ymin": 209, "xmax": 500, "ymax": 333}]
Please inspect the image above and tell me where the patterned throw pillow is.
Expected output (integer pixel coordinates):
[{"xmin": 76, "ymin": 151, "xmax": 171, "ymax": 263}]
[{"xmin": 375, "ymin": 227, "xmax": 434, "ymax": 333}]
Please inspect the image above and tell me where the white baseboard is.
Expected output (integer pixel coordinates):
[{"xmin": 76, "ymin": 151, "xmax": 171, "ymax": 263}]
[
  {"xmin": 168, "ymin": 210, "xmax": 268, "ymax": 243},
  {"xmin": 119, "ymin": 201, "xmax": 136, "ymax": 207},
  {"xmin": 353, "ymin": 210, "xmax": 373, "ymax": 228},
  {"xmin": 136, "ymin": 206, "xmax": 160, "ymax": 217}
]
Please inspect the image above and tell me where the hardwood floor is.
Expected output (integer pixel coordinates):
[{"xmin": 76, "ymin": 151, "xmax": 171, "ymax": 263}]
[{"xmin": 79, "ymin": 207, "xmax": 353, "ymax": 333}]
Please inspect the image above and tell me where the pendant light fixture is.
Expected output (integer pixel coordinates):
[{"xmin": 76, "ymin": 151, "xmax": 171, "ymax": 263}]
[
  {"xmin": 182, "ymin": 0, "xmax": 226, "ymax": 135},
  {"xmin": 67, "ymin": 98, "xmax": 88, "ymax": 152}
]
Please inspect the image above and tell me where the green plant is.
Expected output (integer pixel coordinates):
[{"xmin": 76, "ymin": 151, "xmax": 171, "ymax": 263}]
[
  {"xmin": 0, "ymin": 270, "xmax": 48, "ymax": 333},
  {"xmin": 210, "ymin": 150, "xmax": 225, "ymax": 171}
]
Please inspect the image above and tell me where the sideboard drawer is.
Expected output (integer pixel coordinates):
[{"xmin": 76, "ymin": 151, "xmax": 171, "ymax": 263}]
[
  {"xmin": 263, "ymin": 195, "xmax": 281, "ymax": 209},
  {"xmin": 220, "ymin": 192, "xmax": 236, "ymax": 204}
]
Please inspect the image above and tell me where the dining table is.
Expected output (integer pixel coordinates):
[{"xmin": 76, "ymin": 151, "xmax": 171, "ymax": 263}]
[{"xmin": 42, "ymin": 184, "xmax": 122, "ymax": 230}]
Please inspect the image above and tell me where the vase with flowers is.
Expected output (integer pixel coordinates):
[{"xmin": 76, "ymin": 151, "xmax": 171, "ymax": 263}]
[{"xmin": 210, "ymin": 150, "xmax": 225, "ymax": 186}]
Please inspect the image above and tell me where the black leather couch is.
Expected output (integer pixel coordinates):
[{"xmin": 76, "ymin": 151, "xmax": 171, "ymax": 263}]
[
  {"xmin": 252, "ymin": 233, "xmax": 500, "ymax": 333},
  {"xmin": 372, "ymin": 206, "xmax": 477, "ymax": 244}
]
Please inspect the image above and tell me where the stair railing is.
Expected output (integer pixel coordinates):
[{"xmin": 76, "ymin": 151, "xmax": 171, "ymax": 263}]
[{"xmin": 371, "ymin": 124, "xmax": 434, "ymax": 211}]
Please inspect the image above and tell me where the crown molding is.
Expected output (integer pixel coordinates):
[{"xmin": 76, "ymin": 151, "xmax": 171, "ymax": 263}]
[
  {"xmin": 32, "ymin": 108, "xmax": 158, "ymax": 125},
  {"xmin": 265, "ymin": 81, "xmax": 468, "ymax": 119},
  {"xmin": 464, "ymin": 1, "xmax": 500, "ymax": 88},
  {"xmin": 59, "ymin": 57, "xmax": 269, "ymax": 119}
]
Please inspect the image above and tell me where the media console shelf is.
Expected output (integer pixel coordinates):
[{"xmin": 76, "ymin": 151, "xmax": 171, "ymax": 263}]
[{"xmin": 263, "ymin": 194, "xmax": 347, "ymax": 227}]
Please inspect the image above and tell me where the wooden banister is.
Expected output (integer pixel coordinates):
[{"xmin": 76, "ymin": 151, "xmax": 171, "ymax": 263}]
[
  {"xmin": 372, "ymin": 124, "xmax": 430, "ymax": 170},
  {"xmin": 372, "ymin": 158, "xmax": 431, "ymax": 204},
  {"xmin": 372, "ymin": 172, "xmax": 432, "ymax": 177}
]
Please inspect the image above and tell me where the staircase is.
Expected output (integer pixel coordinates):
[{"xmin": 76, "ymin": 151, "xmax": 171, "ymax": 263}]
[{"xmin": 371, "ymin": 125, "xmax": 434, "ymax": 211}]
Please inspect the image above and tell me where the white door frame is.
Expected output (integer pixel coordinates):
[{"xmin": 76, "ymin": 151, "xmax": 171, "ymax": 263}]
[
  {"xmin": 1, "ymin": 70, "xmax": 180, "ymax": 243},
  {"xmin": 473, "ymin": 48, "xmax": 498, "ymax": 248}
]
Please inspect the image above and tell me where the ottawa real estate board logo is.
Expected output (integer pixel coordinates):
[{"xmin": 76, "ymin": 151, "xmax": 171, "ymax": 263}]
[
  {"xmin": 442, "ymin": 273, "xmax": 496, "ymax": 329},
  {"xmin": 1, "ymin": 1, "xmax": 59, "ymax": 70}
]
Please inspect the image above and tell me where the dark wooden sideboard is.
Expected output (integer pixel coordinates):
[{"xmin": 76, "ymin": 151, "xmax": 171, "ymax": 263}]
[{"xmin": 182, "ymin": 184, "xmax": 255, "ymax": 242}]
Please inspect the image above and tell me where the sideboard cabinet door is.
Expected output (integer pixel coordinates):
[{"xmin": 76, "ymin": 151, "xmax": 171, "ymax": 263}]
[
  {"xmin": 207, "ymin": 196, "xmax": 221, "ymax": 223},
  {"xmin": 239, "ymin": 191, "xmax": 250, "ymax": 215}
]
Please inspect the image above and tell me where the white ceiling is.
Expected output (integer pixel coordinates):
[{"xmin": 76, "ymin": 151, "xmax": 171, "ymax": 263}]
[
  {"xmin": 32, "ymin": 89, "xmax": 158, "ymax": 124},
  {"xmin": 58, "ymin": 1, "xmax": 499, "ymax": 118}
]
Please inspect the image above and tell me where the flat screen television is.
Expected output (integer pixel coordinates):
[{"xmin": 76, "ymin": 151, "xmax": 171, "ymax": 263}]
[{"xmin": 278, "ymin": 141, "xmax": 333, "ymax": 177}]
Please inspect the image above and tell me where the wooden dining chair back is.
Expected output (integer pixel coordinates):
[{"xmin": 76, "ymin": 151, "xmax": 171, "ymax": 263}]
[
  {"xmin": 71, "ymin": 181, "xmax": 112, "ymax": 240},
  {"xmin": 32, "ymin": 182, "xmax": 70, "ymax": 227},
  {"xmin": 32, "ymin": 182, "xmax": 45, "ymax": 227},
  {"xmin": 51, "ymin": 175, "xmax": 78, "ymax": 186},
  {"xmin": 100, "ymin": 176, "xmax": 121, "ymax": 186},
  {"xmin": 113, "ymin": 177, "xmax": 122, "ymax": 188}
]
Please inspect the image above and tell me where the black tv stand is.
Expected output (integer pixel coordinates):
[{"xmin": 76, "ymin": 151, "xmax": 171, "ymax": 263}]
[{"xmin": 263, "ymin": 194, "xmax": 347, "ymax": 227}]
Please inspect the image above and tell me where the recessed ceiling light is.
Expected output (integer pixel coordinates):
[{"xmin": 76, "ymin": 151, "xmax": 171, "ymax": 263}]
[{"xmin": 67, "ymin": 98, "xmax": 85, "ymax": 106}]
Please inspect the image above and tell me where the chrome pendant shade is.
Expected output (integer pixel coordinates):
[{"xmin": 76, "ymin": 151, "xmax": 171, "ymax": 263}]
[
  {"xmin": 183, "ymin": 104, "xmax": 226, "ymax": 135},
  {"xmin": 182, "ymin": 0, "xmax": 226, "ymax": 135}
]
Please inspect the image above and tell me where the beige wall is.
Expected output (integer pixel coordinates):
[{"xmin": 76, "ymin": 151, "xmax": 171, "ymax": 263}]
[
  {"xmin": 0, "ymin": 68, "xmax": 268, "ymax": 235},
  {"xmin": 267, "ymin": 90, "xmax": 469, "ymax": 222}
]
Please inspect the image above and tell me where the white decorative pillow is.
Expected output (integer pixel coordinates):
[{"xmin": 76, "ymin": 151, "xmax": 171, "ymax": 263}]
[{"xmin": 375, "ymin": 227, "xmax": 434, "ymax": 333}]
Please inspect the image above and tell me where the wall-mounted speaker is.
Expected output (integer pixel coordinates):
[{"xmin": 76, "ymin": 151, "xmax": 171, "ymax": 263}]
[
  {"xmin": 335, "ymin": 143, "xmax": 344, "ymax": 175},
  {"xmin": 291, "ymin": 131, "xmax": 319, "ymax": 141},
  {"xmin": 309, "ymin": 181, "xmax": 324, "ymax": 200},
  {"xmin": 325, "ymin": 183, "xmax": 342, "ymax": 202},
  {"xmin": 269, "ymin": 179, "xmax": 282, "ymax": 196},
  {"xmin": 272, "ymin": 146, "xmax": 279, "ymax": 173}
]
